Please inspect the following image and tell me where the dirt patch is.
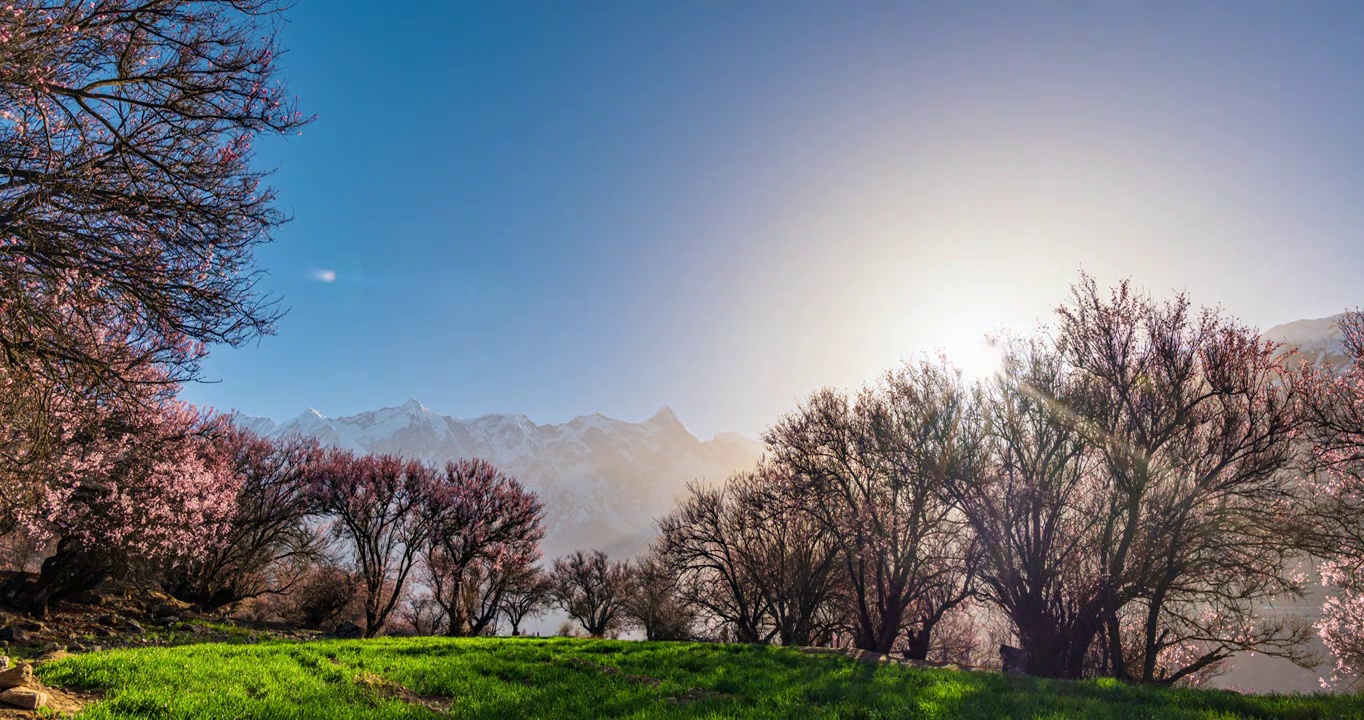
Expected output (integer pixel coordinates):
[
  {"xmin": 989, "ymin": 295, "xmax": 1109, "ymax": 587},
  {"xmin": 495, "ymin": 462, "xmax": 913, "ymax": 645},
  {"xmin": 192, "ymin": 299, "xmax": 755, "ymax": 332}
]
[
  {"xmin": 352, "ymin": 670, "xmax": 451, "ymax": 713},
  {"xmin": 0, "ymin": 685, "xmax": 101, "ymax": 719},
  {"xmin": 0, "ymin": 589, "xmax": 324, "ymax": 663},
  {"xmin": 664, "ymin": 686, "xmax": 731, "ymax": 705}
]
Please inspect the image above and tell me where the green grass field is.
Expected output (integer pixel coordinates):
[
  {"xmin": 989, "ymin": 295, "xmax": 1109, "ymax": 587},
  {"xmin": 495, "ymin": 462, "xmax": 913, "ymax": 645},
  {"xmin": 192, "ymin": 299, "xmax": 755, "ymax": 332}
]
[{"xmin": 34, "ymin": 637, "xmax": 1364, "ymax": 719}]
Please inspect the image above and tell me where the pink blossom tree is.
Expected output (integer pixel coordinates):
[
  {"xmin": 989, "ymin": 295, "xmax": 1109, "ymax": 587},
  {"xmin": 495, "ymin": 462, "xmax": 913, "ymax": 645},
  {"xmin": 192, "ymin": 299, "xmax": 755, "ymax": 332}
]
[
  {"xmin": 1300, "ymin": 309, "xmax": 1364, "ymax": 687},
  {"xmin": 16, "ymin": 396, "xmax": 240, "ymax": 616},
  {"xmin": 164, "ymin": 427, "xmax": 323, "ymax": 610},
  {"xmin": 308, "ymin": 451, "xmax": 438, "ymax": 638},
  {"xmin": 0, "ymin": 0, "xmax": 308, "ymax": 613},
  {"xmin": 422, "ymin": 459, "xmax": 544, "ymax": 636}
]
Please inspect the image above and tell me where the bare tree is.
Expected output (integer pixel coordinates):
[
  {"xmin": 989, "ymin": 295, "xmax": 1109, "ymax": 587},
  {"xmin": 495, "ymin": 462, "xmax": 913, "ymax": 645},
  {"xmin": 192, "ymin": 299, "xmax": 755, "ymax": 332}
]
[
  {"xmin": 1056, "ymin": 275, "xmax": 1309, "ymax": 684},
  {"xmin": 948, "ymin": 336, "xmax": 1108, "ymax": 678},
  {"xmin": 733, "ymin": 467, "xmax": 844, "ymax": 647},
  {"xmin": 271, "ymin": 562, "xmax": 362, "ymax": 630},
  {"xmin": 500, "ymin": 564, "xmax": 553, "ymax": 636},
  {"xmin": 622, "ymin": 554, "xmax": 697, "ymax": 641},
  {"xmin": 765, "ymin": 359, "xmax": 973, "ymax": 655},
  {"xmin": 656, "ymin": 481, "xmax": 771, "ymax": 643},
  {"xmin": 550, "ymin": 549, "xmax": 631, "ymax": 638},
  {"xmin": 399, "ymin": 591, "xmax": 446, "ymax": 636},
  {"xmin": 872, "ymin": 363, "xmax": 978, "ymax": 658}
]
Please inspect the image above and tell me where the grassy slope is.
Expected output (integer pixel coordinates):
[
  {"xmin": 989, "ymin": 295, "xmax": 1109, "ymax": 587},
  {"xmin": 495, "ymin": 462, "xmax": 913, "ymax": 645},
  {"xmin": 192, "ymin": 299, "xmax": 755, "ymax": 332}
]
[{"xmin": 36, "ymin": 637, "xmax": 1364, "ymax": 719}]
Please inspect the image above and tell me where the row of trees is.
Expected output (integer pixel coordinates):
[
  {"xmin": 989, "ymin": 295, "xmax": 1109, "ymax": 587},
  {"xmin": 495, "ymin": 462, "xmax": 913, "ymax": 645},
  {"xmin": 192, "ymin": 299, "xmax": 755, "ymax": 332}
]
[
  {"xmin": 306, "ymin": 452, "xmax": 545, "ymax": 638},
  {"xmin": 8, "ymin": 254, "xmax": 1363, "ymax": 687},
  {"xmin": 2, "ymin": 2, "xmax": 1362, "ymax": 686},
  {"xmin": 639, "ymin": 276, "xmax": 1364, "ymax": 686}
]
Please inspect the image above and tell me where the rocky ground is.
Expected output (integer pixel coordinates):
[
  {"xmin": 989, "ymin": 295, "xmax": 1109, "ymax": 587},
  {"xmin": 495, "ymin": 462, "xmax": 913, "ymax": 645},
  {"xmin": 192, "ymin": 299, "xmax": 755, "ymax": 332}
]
[{"xmin": 0, "ymin": 590, "xmax": 325, "ymax": 716}]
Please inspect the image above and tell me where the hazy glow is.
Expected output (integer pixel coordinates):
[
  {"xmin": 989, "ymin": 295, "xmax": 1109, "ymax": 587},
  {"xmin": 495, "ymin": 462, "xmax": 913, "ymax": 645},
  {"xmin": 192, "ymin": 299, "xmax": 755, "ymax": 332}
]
[{"xmin": 182, "ymin": 3, "xmax": 1364, "ymax": 441}]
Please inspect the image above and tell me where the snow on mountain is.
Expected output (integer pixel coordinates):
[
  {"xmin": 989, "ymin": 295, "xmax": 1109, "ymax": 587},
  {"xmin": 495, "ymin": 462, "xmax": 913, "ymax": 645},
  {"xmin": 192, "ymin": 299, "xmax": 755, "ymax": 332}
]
[
  {"xmin": 232, "ymin": 402, "xmax": 763, "ymax": 559},
  {"xmin": 1263, "ymin": 313, "xmax": 1350, "ymax": 370}
]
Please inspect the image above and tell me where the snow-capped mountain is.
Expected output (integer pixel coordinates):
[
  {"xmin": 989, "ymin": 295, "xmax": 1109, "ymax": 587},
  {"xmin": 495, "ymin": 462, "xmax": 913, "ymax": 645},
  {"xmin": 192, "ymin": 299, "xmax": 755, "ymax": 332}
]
[
  {"xmin": 231, "ymin": 401, "xmax": 762, "ymax": 559},
  {"xmin": 1263, "ymin": 313, "xmax": 1351, "ymax": 369}
]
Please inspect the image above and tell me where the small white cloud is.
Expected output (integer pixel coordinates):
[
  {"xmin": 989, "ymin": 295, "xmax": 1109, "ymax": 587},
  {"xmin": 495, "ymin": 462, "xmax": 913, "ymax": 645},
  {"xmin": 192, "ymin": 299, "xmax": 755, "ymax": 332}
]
[{"xmin": 311, "ymin": 269, "xmax": 337, "ymax": 283}]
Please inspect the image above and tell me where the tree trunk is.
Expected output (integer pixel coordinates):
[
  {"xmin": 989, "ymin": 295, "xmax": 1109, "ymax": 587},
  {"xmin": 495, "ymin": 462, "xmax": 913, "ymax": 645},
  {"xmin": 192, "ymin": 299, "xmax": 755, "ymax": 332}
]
[
  {"xmin": 27, "ymin": 537, "xmax": 110, "ymax": 618},
  {"xmin": 903, "ymin": 624, "xmax": 933, "ymax": 661}
]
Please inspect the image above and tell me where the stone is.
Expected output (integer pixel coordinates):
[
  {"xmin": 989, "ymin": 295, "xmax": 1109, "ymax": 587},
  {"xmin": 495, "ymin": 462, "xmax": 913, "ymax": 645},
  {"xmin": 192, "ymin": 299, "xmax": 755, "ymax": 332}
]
[
  {"xmin": 0, "ymin": 655, "xmax": 8, "ymax": 670},
  {"xmin": 70, "ymin": 589, "xmax": 106, "ymax": 606},
  {"xmin": 16, "ymin": 620, "xmax": 43, "ymax": 633},
  {"xmin": 334, "ymin": 621, "xmax": 363, "ymax": 639},
  {"xmin": 0, "ymin": 663, "xmax": 32, "ymax": 689},
  {"xmin": 97, "ymin": 614, "xmax": 119, "ymax": 627},
  {"xmin": 0, "ymin": 627, "xmax": 26, "ymax": 643},
  {"xmin": 36, "ymin": 649, "xmax": 69, "ymax": 663},
  {"xmin": 125, "ymin": 621, "xmax": 145, "ymax": 635},
  {"xmin": 0, "ymin": 687, "xmax": 49, "ymax": 710},
  {"xmin": 39, "ymin": 642, "xmax": 62, "ymax": 654}
]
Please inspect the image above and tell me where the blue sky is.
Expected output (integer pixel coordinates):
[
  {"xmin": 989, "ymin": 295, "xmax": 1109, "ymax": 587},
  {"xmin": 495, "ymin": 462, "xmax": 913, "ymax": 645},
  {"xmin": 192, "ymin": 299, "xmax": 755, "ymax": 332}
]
[{"xmin": 183, "ymin": 0, "xmax": 1364, "ymax": 437}]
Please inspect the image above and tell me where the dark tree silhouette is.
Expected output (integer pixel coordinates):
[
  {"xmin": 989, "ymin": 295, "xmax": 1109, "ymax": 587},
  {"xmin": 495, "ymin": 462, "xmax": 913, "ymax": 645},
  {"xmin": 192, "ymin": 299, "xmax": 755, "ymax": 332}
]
[
  {"xmin": 656, "ymin": 480, "xmax": 771, "ymax": 643},
  {"xmin": 948, "ymin": 336, "xmax": 1107, "ymax": 678},
  {"xmin": 550, "ymin": 549, "xmax": 631, "ymax": 638},
  {"xmin": 765, "ymin": 360, "xmax": 973, "ymax": 655},
  {"xmin": 500, "ymin": 564, "xmax": 553, "ymax": 637},
  {"xmin": 622, "ymin": 554, "xmax": 696, "ymax": 641},
  {"xmin": 1055, "ymin": 275, "xmax": 1308, "ymax": 683}
]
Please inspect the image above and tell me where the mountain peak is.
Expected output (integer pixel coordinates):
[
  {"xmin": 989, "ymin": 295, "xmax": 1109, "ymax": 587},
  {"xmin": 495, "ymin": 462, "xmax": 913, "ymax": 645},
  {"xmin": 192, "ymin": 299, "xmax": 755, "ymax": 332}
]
[
  {"xmin": 401, "ymin": 398, "xmax": 428, "ymax": 413},
  {"xmin": 298, "ymin": 407, "xmax": 326, "ymax": 420},
  {"xmin": 648, "ymin": 404, "xmax": 682, "ymax": 426}
]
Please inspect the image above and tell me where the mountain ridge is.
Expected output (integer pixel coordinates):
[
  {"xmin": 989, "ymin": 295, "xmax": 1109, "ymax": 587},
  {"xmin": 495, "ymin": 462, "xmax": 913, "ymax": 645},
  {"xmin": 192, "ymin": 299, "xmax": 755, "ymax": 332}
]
[
  {"xmin": 230, "ymin": 402, "xmax": 763, "ymax": 559},
  {"xmin": 1263, "ymin": 313, "xmax": 1350, "ymax": 369}
]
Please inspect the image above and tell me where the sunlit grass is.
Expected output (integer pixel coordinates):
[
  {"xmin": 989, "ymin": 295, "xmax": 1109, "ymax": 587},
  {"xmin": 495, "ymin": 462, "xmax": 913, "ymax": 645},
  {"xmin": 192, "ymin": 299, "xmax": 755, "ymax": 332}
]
[{"xmin": 36, "ymin": 637, "xmax": 1364, "ymax": 719}]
